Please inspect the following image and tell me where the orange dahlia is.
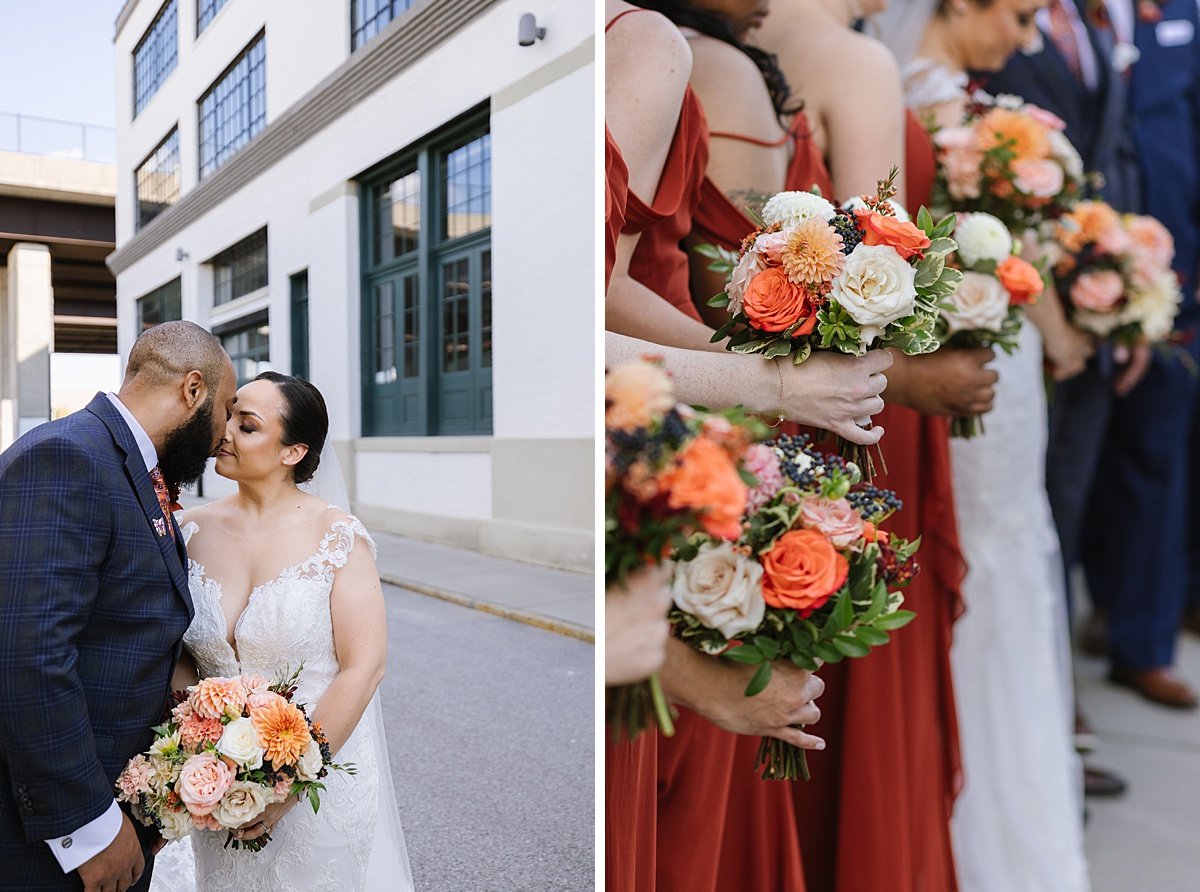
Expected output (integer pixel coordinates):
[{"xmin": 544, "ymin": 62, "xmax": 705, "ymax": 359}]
[
  {"xmin": 251, "ymin": 697, "xmax": 312, "ymax": 766},
  {"xmin": 977, "ymin": 108, "xmax": 1050, "ymax": 162},
  {"xmin": 190, "ymin": 676, "xmax": 247, "ymax": 720},
  {"xmin": 781, "ymin": 218, "xmax": 845, "ymax": 286},
  {"xmin": 1057, "ymin": 201, "xmax": 1122, "ymax": 252}
]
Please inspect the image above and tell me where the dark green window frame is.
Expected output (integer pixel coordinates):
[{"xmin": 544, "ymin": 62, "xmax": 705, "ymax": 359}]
[
  {"xmin": 137, "ymin": 277, "xmax": 182, "ymax": 330},
  {"xmin": 215, "ymin": 309, "xmax": 271, "ymax": 385},
  {"xmin": 290, "ymin": 270, "xmax": 309, "ymax": 381},
  {"xmin": 359, "ymin": 106, "xmax": 492, "ymax": 436}
]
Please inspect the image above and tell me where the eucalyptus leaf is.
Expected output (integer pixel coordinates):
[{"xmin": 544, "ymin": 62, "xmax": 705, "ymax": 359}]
[{"xmin": 744, "ymin": 660, "xmax": 773, "ymax": 697}]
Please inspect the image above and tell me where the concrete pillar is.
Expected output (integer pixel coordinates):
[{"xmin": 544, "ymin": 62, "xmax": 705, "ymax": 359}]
[
  {"xmin": 0, "ymin": 265, "xmax": 13, "ymax": 450},
  {"xmin": 7, "ymin": 242, "xmax": 53, "ymax": 440}
]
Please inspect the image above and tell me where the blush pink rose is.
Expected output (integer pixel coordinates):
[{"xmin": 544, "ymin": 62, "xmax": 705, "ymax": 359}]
[
  {"xmin": 1012, "ymin": 159, "xmax": 1064, "ymax": 198},
  {"xmin": 755, "ymin": 230, "xmax": 788, "ymax": 266},
  {"xmin": 1070, "ymin": 270, "xmax": 1125, "ymax": 312},
  {"xmin": 1126, "ymin": 215, "xmax": 1174, "ymax": 267},
  {"xmin": 1096, "ymin": 223, "xmax": 1132, "ymax": 257},
  {"xmin": 192, "ymin": 812, "xmax": 222, "ymax": 831},
  {"xmin": 1026, "ymin": 104, "xmax": 1067, "ymax": 132},
  {"xmin": 177, "ymin": 754, "xmax": 234, "ymax": 817},
  {"xmin": 934, "ymin": 127, "xmax": 984, "ymax": 200},
  {"xmin": 799, "ymin": 497, "xmax": 865, "ymax": 549},
  {"xmin": 743, "ymin": 443, "xmax": 785, "ymax": 512},
  {"xmin": 247, "ymin": 690, "xmax": 287, "ymax": 711}
]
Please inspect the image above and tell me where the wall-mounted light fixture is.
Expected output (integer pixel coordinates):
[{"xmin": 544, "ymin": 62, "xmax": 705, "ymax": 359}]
[
  {"xmin": 175, "ymin": 248, "xmax": 190, "ymax": 261},
  {"xmin": 518, "ymin": 13, "xmax": 546, "ymax": 46}
]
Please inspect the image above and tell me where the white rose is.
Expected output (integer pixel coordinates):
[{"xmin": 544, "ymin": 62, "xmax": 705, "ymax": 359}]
[
  {"xmin": 726, "ymin": 232, "xmax": 783, "ymax": 316},
  {"xmin": 761, "ymin": 191, "xmax": 836, "ymax": 229},
  {"xmin": 942, "ymin": 272, "xmax": 1010, "ymax": 334},
  {"xmin": 671, "ymin": 541, "xmax": 766, "ymax": 639},
  {"xmin": 993, "ymin": 92, "xmax": 1023, "ymax": 110},
  {"xmin": 830, "ymin": 243, "xmax": 919, "ymax": 346},
  {"xmin": 1048, "ymin": 129, "xmax": 1084, "ymax": 181},
  {"xmin": 211, "ymin": 780, "xmax": 270, "ymax": 829},
  {"xmin": 215, "ymin": 717, "xmax": 264, "ymax": 770},
  {"xmin": 295, "ymin": 738, "xmax": 324, "ymax": 782},
  {"xmin": 1125, "ymin": 269, "xmax": 1181, "ymax": 341},
  {"xmin": 955, "ymin": 213, "xmax": 1012, "ymax": 267},
  {"xmin": 158, "ymin": 807, "xmax": 195, "ymax": 841}
]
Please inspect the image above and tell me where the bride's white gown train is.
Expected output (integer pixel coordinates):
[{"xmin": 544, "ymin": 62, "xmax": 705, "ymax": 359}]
[
  {"xmin": 150, "ymin": 516, "xmax": 413, "ymax": 892},
  {"xmin": 904, "ymin": 60, "xmax": 1090, "ymax": 892}
]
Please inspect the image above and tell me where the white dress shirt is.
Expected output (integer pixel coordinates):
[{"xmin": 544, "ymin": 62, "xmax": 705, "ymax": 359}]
[{"xmin": 43, "ymin": 394, "xmax": 161, "ymax": 873}]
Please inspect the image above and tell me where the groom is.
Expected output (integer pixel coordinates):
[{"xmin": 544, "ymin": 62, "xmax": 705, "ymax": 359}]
[{"xmin": 0, "ymin": 321, "xmax": 236, "ymax": 890}]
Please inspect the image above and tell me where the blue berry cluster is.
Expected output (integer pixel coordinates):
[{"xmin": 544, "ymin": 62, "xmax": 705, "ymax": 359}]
[
  {"xmin": 607, "ymin": 408, "xmax": 690, "ymax": 475},
  {"xmin": 830, "ymin": 213, "xmax": 864, "ymax": 255}
]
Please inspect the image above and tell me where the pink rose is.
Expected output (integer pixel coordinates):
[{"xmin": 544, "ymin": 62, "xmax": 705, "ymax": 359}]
[
  {"xmin": 116, "ymin": 756, "xmax": 153, "ymax": 802},
  {"xmin": 247, "ymin": 690, "xmax": 287, "ymax": 711},
  {"xmin": 177, "ymin": 754, "xmax": 233, "ymax": 817},
  {"xmin": 1012, "ymin": 159, "xmax": 1064, "ymax": 198},
  {"xmin": 726, "ymin": 246, "xmax": 768, "ymax": 317},
  {"xmin": 192, "ymin": 812, "xmax": 222, "ymax": 832},
  {"xmin": 1126, "ymin": 215, "xmax": 1174, "ymax": 268},
  {"xmin": 1026, "ymin": 104, "xmax": 1067, "ymax": 132},
  {"xmin": 1070, "ymin": 270, "xmax": 1125, "ymax": 312},
  {"xmin": 743, "ymin": 443, "xmax": 785, "ymax": 512},
  {"xmin": 934, "ymin": 127, "xmax": 984, "ymax": 200},
  {"xmin": 1096, "ymin": 223, "xmax": 1131, "ymax": 257},
  {"xmin": 799, "ymin": 497, "xmax": 865, "ymax": 549},
  {"xmin": 239, "ymin": 674, "xmax": 270, "ymax": 697},
  {"xmin": 755, "ymin": 230, "xmax": 788, "ymax": 266}
]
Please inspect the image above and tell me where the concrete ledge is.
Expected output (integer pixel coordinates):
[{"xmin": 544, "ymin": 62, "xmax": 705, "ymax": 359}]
[
  {"xmin": 352, "ymin": 503, "xmax": 483, "ymax": 552},
  {"xmin": 479, "ymin": 516, "xmax": 593, "ymax": 574},
  {"xmin": 354, "ymin": 436, "xmax": 491, "ymax": 454}
]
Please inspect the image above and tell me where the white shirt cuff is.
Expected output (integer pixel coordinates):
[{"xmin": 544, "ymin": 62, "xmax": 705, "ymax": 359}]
[{"xmin": 45, "ymin": 799, "xmax": 122, "ymax": 874}]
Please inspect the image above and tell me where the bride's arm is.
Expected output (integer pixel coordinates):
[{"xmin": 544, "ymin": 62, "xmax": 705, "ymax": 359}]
[
  {"xmin": 170, "ymin": 650, "xmax": 199, "ymax": 693},
  {"xmin": 236, "ymin": 536, "xmax": 387, "ymax": 841}
]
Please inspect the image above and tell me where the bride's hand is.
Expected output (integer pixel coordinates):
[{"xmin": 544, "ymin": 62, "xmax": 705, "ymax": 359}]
[{"xmin": 235, "ymin": 797, "xmax": 300, "ymax": 842}]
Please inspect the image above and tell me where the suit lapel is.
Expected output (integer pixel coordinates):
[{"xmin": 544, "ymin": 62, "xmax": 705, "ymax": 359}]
[
  {"xmin": 87, "ymin": 394, "xmax": 195, "ymax": 622},
  {"xmin": 1036, "ymin": 31, "xmax": 1089, "ymax": 117}
]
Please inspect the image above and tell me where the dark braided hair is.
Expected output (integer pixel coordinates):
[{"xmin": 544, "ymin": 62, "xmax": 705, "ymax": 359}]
[
  {"xmin": 254, "ymin": 371, "xmax": 328, "ymax": 485},
  {"xmin": 632, "ymin": 2, "xmax": 801, "ymax": 118}
]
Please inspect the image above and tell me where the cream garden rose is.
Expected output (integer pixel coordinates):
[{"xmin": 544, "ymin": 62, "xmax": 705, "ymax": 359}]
[
  {"xmin": 761, "ymin": 191, "xmax": 836, "ymax": 229},
  {"xmin": 296, "ymin": 738, "xmax": 324, "ymax": 782},
  {"xmin": 943, "ymin": 271, "xmax": 1010, "ymax": 334},
  {"xmin": 671, "ymin": 541, "xmax": 765, "ymax": 639},
  {"xmin": 216, "ymin": 716, "xmax": 265, "ymax": 770},
  {"xmin": 955, "ymin": 213, "xmax": 1012, "ymax": 267},
  {"xmin": 830, "ymin": 243, "xmax": 918, "ymax": 346},
  {"xmin": 211, "ymin": 779, "xmax": 270, "ymax": 828},
  {"xmin": 158, "ymin": 807, "xmax": 195, "ymax": 841}
]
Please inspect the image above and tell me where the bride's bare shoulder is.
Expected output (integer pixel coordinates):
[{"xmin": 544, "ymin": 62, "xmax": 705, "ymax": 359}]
[{"xmin": 176, "ymin": 496, "xmax": 235, "ymax": 531}]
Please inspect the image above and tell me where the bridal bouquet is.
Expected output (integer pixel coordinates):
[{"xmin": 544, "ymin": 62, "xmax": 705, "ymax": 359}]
[
  {"xmin": 1048, "ymin": 201, "xmax": 1181, "ymax": 344},
  {"xmin": 115, "ymin": 666, "xmax": 354, "ymax": 852},
  {"xmin": 938, "ymin": 212, "xmax": 1045, "ymax": 437},
  {"xmin": 929, "ymin": 91, "xmax": 1090, "ymax": 234},
  {"xmin": 699, "ymin": 171, "xmax": 959, "ymax": 473},
  {"xmin": 605, "ymin": 358, "xmax": 765, "ymax": 742},
  {"xmin": 668, "ymin": 434, "xmax": 918, "ymax": 781}
]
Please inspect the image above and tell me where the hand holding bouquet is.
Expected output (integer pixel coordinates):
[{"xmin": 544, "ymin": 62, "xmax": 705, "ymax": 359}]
[
  {"xmin": 669, "ymin": 434, "xmax": 918, "ymax": 781},
  {"xmin": 1048, "ymin": 201, "xmax": 1181, "ymax": 345},
  {"xmin": 115, "ymin": 666, "xmax": 354, "ymax": 852},
  {"xmin": 937, "ymin": 211, "xmax": 1044, "ymax": 436},
  {"xmin": 605, "ymin": 359, "xmax": 765, "ymax": 742}
]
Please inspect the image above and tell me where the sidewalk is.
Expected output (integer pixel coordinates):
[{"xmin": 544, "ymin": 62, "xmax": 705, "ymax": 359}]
[
  {"xmin": 1076, "ymin": 626, "xmax": 1200, "ymax": 888},
  {"xmin": 369, "ymin": 528, "xmax": 595, "ymax": 641}
]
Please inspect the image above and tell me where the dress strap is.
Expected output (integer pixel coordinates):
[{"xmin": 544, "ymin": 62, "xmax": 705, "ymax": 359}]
[
  {"xmin": 707, "ymin": 127, "xmax": 790, "ymax": 149},
  {"xmin": 605, "ymin": 8, "xmax": 650, "ymax": 32}
]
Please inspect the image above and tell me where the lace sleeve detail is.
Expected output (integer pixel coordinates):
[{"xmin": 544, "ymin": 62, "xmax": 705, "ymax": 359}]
[
  {"xmin": 903, "ymin": 58, "xmax": 968, "ymax": 109},
  {"xmin": 321, "ymin": 516, "xmax": 378, "ymax": 569}
]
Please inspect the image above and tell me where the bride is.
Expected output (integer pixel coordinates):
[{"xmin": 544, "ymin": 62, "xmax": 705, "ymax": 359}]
[
  {"xmin": 151, "ymin": 371, "xmax": 413, "ymax": 891},
  {"xmin": 877, "ymin": 3, "xmax": 1091, "ymax": 891}
]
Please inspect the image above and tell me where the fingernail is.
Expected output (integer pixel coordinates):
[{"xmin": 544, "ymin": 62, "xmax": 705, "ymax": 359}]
[{"xmin": 815, "ymin": 739, "xmax": 826, "ymax": 750}]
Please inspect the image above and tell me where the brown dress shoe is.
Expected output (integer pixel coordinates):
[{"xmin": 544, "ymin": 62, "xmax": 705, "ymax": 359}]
[{"xmin": 1109, "ymin": 666, "xmax": 1200, "ymax": 709}]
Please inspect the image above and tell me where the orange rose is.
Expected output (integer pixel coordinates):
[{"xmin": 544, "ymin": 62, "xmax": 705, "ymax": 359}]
[
  {"xmin": 855, "ymin": 210, "xmax": 932, "ymax": 261},
  {"xmin": 996, "ymin": 255, "xmax": 1044, "ymax": 305},
  {"xmin": 663, "ymin": 437, "xmax": 748, "ymax": 540},
  {"xmin": 742, "ymin": 267, "xmax": 817, "ymax": 335},
  {"xmin": 760, "ymin": 529, "xmax": 849, "ymax": 616}
]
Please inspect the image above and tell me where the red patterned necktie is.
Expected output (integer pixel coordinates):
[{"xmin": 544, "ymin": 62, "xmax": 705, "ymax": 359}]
[
  {"xmin": 149, "ymin": 465, "xmax": 176, "ymax": 540},
  {"xmin": 1048, "ymin": 1, "xmax": 1084, "ymax": 82}
]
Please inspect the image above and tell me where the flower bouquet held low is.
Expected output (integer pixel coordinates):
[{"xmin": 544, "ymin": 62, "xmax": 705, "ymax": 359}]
[
  {"xmin": 668, "ymin": 434, "xmax": 919, "ymax": 781},
  {"xmin": 115, "ymin": 666, "xmax": 354, "ymax": 852},
  {"xmin": 937, "ymin": 212, "xmax": 1045, "ymax": 437},
  {"xmin": 698, "ymin": 170, "xmax": 960, "ymax": 476},
  {"xmin": 1048, "ymin": 201, "xmax": 1181, "ymax": 345},
  {"xmin": 605, "ymin": 359, "xmax": 765, "ymax": 742}
]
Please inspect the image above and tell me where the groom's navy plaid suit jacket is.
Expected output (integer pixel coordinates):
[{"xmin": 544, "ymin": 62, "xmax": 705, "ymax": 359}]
[{"xmin": 0, "ymin": 394, "xmax": 192, "ymax": 888}]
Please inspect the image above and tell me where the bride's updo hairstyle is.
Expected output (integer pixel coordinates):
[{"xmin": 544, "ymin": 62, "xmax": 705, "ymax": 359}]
[{"xmin": 253, "ymin": 371, "xmax": 328, "ymax": 484}]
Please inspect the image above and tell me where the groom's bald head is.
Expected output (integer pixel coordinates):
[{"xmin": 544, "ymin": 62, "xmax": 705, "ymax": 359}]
[{"xmin": 124, "ymin": 320, "xmax": 230, "ymax": 393}]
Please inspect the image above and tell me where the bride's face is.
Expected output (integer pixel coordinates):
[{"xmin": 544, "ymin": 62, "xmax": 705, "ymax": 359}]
[
  {"xmin": 214, "ymin": 379, "xmax": 307, "ymax": 483},
  {"xmin": 951, "ymin": 0, "xmax": 1045, "ymax": 72}
]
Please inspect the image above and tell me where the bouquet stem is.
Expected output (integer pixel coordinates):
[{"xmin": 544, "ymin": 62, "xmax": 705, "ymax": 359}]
[
  {"xmin": 755, "ymin": 735, "xmax": 810, "ymax": 782},
  {"xmin": 606, "ymin": 675, "xmax": 676, "ymax": 743},
  {"xmin": 950, "ymin": 415, "xmax": 984, "ymax": 438},
  {"xmin": 835, "ymin": 437, "xmax": 887, "ymax": 482}
]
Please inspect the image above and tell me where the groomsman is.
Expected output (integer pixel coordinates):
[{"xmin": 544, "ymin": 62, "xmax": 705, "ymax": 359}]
[
  {"xmin": 1081, "ymin": 0, "xmax": 1200, "ymax": 709},
  {"xmin": 983, "ymin": 0, "xmax": 1143, "ymax": 797}
]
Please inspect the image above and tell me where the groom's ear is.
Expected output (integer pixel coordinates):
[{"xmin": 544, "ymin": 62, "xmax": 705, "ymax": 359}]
[{"xmin": 182, "ymin": 369, "xmax": 209, "ymax": 410}]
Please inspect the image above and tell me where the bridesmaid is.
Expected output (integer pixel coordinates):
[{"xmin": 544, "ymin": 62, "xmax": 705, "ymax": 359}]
[{"xmin": 758, "ymin": 4, "xmax": 994, "ymax": 891}]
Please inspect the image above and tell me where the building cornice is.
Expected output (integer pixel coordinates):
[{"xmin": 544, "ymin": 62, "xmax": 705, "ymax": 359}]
[{"xmin": 108, "ymin": 0, "xmax": 500, "ymax": 275}]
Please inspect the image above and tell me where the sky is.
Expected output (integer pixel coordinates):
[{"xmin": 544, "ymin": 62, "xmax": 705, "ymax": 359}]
[{"xmin": 0, "ymin": 0, "xmax": 123, "ymax": 128}]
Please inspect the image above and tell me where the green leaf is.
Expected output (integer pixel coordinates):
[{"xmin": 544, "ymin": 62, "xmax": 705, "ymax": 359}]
[
  {"xmin": 762, "ymin": 339, "xmax": 793, "ymax": 360},
  {"xmin": 914, "ymin": 254, "xmax": 946, "ymax": 287},
  {"xmin": 832, "ymin": 635, "xmax": 872, "ymax": 658},
  {"xmin": 791, "ymin": 340, "xmax": 813, "ymax": 364},
  {"xmin": 856, "ymin": 626, "xmax": 891, "ymax": 646},
  {"xmin": 917, "ymin": 206, "xmax": 934, "ymax": 235},
  {"xmin": 813, "ymin": 641, "xmax": 844, "ymax": 664},
  {"xmin": 754, "ymin": 636, "xmax": 781, "ymax": 661},
  {"xmin": 874, "ymin": 609, "xmax": 917, "ymax": 630},
  {"xmin": 693, "ymin": 242, "xmax": 726, "ymax": 260},
  {"xmin": 928, "ymin": 237, "xmax": 956, "ymax": 256},
  {"xmin": 707, "ymin": 292, "xmax": 731, "ymax": 308},
  {"xmin": 709, "ymin": 319, "xmax": 735, "ymax": 343},
  {"xmin": 308, "ymin": 786, "xmax": 321, "ymax": 814},
  {"xmin": 790, "ymin": 653, "xmax": 820, "ymax": 671},
  {"xmin": 723, "ymin": 645, "xmax": 764, "ymax": 664},
  {"xmin": 744, "ymin": 660, "xmax": 773, "ymax": 697}
]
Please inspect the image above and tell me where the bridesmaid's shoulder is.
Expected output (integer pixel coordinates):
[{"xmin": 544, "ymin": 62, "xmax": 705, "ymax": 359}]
[{"xmin": 606, "ymin": 4, "xmax": 691, "ymax": 71}]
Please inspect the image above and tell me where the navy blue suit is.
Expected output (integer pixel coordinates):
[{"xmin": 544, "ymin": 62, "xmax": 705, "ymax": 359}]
[
  {"xmin": 0, "ymin": 394, "xmax": 192, "ymax": 889},
  {"xmin": 983, "ymin": 2, "xmax": 1138, "ymax": 588},
  {"xmin": 1082, "ymin": 0, "xmax": 1200, "ymax": 670}
]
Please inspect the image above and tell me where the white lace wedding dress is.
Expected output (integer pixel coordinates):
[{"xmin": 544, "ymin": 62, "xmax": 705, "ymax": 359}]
[
  {"xmin": 905, "ymin": 60, "xmax": 1089, "ymax": 892},
  {"xmin": 150, "ymin": 515, "xmax": 414, "ymax": 892}
]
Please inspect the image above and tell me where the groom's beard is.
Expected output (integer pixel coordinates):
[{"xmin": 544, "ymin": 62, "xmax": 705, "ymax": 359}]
[{"xmin": 158, "ymin": 396, "xmax": 217, "ymax": 490}]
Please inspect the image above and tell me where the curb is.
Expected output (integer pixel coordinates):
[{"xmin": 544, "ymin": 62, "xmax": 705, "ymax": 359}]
[{"xmin": 378, "ymin": 572, "xmax": 595, "ymax": 644}]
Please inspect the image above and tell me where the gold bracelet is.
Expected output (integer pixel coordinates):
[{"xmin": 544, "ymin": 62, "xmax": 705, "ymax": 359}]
[{"xmin": 766, "ymin": 357, "xmax": 786, "ymax": 428}]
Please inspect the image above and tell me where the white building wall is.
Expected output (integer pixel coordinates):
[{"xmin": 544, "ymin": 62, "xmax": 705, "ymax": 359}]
[{"xmin": 112, "ymin": 0, "xmax": 594, "ymax": 571}]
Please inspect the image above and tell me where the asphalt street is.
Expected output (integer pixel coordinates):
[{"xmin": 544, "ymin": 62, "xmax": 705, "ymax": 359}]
[{"xmin": 378, "ymin": 582, "xmax": 595, "ymax": 891}]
